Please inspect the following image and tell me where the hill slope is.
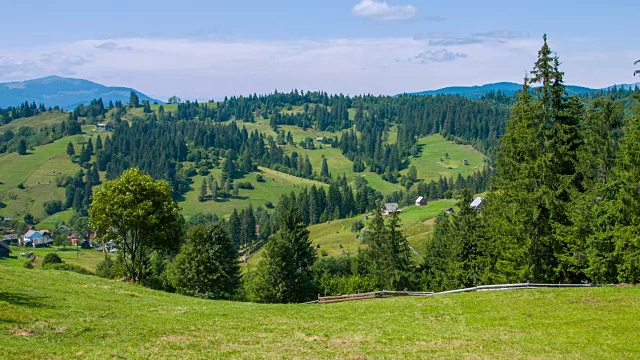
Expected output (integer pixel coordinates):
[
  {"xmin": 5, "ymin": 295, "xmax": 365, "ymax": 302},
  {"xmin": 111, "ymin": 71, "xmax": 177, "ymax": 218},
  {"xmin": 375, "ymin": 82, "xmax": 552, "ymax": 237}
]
[
  {"xmin": 405, "ymin": 82, "xmax": 640, "ymax": 99},
  {"xmin": 0, "ymin": 265, "xmax": 638, "ymax": 359},
  {"xmin": 0, "ymin": 76, "xmax": 160, "ymax": 109}
]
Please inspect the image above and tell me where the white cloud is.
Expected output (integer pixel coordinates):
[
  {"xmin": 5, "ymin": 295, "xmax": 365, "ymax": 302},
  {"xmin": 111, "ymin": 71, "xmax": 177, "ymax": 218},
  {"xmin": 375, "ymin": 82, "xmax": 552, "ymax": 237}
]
[
  {"xmin": 352, "ymin": 0, "xmax": 417, "ymax": 21},
  {"xmin": 95, "ymin": 42, "xmax": 132, "ymax": 51},
  {"xmin": 0, "ymin": 36, "xmax": 634, "ymax": 100},
  {"xmin": 412, "ymin": 49, "xmax": 468, "ymax": 63}
]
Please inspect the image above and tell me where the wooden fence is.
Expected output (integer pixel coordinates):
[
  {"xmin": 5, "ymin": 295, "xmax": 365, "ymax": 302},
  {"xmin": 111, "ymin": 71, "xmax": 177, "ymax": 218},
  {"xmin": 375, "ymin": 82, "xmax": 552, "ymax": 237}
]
[{"xmin": 311, "ymin": 283, "xmax": 602, "ymax": 304}]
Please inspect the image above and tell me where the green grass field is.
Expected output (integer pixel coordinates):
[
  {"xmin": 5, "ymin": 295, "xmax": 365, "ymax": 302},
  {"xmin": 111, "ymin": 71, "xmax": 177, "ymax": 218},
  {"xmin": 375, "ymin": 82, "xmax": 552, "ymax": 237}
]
[
  {"xmin": 3, "ymin": 245, "xmax": 104, "ymax": 271},
  {"xmin": 0, "ymin": 265, "xmax": 638, "ymax": 359},
  {"xmin": 180, "ymin": 167, "xmax": 327, "ymax": 219},
  {"xmin": 246, "ymin": 199, "xmax": 457, "ymax": 269},
  {"xmin": 0, "ymin": 111, "xmax": 68, "ymax": 134},
  {"xmin": 0, "ymin": 136, "xmax": 81, "ymax": 222},
  {"xmin": 404, "ymin": 135, "xmax": 487, "ymax": 183}
]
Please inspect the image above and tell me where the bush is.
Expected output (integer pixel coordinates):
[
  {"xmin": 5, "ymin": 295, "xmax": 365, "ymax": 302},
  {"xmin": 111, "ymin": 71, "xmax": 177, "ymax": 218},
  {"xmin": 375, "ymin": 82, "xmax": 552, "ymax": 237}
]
[
  {"xmin": 351, "ymin": 220, "xmax": 365, "ymax": 233},
  {"xmin": 42, "ymin": 253, "xmax": 63, "ymax": 267},
  {"xmin": 95, "ymin": 254, "xmax": 115, "ymax": 278},
  {"xmin": 256, "ymin": 174, "xmax": 265, "ymax": 182},
  {"xmin": 265, "ymin": 201, "xmax": 274, "ymax": 209},
  {"xmin": 56, "ymin": 174, "xmax": 71, "ymax": 187},
  {"xmin": 237, "ymin": 181, "xmax": 253, "ymax": 190},
  {"xmin": 43, "ymin": 263, "xmax": 93, "ymax": 276},
  {"xmin": 43, "ymin": 200, "xmax": 63, "ymax": 215},
  {"xmin": 16, "ymin": 183, "xmax": 25, "ymax": 189},
  {"xmin": 23, "ymin": 261, "xmax": 34, "ymax": 269}
]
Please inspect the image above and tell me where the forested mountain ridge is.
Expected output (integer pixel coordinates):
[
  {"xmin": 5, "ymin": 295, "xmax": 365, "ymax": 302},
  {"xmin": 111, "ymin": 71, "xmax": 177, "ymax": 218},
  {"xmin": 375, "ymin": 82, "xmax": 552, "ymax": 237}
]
[
  {"xmin": 0, "ymin": 76, "xmax": 160, "ymax": 109},
  {"xmin": 406, "ymin": 81, "xmax": 640, "ymax": 99}
]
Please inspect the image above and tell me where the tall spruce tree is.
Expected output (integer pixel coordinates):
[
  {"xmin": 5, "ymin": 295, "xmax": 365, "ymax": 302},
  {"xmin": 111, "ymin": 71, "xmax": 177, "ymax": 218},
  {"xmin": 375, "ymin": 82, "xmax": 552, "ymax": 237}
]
[
  {"xmin": 168, "ymin": 223, "xmax": 240, "ymax": 299},
  {"xmin": 251, "ymin": 205, "xmax": 317, "ymax": 303}
]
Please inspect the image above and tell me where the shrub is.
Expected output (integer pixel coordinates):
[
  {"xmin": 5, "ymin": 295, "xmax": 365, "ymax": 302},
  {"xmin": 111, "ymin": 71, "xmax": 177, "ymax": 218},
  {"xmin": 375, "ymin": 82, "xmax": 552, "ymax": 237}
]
[
  {"xmin": 256, "ymin": 174, "xmax": 265, "ymax": 182},
  {"xmin": 95, "ymin": 254, "xmax": 115, "ymax": 278},
  {"xmin": 43, "ymin": 200, "xmax": 63, "ymax": 215},
  {"xmin": 23, "ymin": 261, "xmax": 34, "ymax": 269},
  {"xmin": 351, "ymin": 220, "xmax": 365, "ymax": 233},
  {"xmin": 237, "ymin": 181, "xmax": 253, "ymax": 190},
  {"xmin": 42, "ymin": 253, "xmax": 63, "ymax": 267},
  {"xmin": 16, "ymin": 183, "xmax": 25, "ymax": 189},
  {"xmin": 43, "ymin": 263, "xmax": 93, "ymax": 276}
]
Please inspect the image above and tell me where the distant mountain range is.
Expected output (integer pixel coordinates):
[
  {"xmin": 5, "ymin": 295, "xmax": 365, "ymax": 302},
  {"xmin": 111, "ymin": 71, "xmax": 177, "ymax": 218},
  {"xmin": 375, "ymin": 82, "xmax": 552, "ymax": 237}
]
[
  {"xmin": 404, "ymin": 81, "xmax": 640, "ymax": 99},
  {"xmin": 0, "ymin": 76, "xmax": 161, "ymax": 109}
]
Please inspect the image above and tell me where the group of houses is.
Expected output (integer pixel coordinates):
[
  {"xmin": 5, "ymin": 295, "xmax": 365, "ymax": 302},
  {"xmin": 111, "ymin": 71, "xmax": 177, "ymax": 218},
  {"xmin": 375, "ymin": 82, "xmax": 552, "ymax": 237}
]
[
  {"xmin": 0, "ymin": 224, "xmax": 110, "ymax": 258},
  {"xmin": 382, "ymin": 195, "xmax": 484, "ymax": 217}
]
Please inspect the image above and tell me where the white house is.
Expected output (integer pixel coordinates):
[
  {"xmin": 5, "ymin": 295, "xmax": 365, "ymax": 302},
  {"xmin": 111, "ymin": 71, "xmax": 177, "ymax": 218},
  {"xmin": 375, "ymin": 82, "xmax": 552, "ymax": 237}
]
[
  {"xmin": 470, "ymin": 197, "xmax": 484, "ymax": 210},
  {"xmin": 383, "ymin": 203, "xmax": 401, "ymax": 216},
  {"xmin": 415, "ymin": 196, "xmax": 426, "ymax": 206}
]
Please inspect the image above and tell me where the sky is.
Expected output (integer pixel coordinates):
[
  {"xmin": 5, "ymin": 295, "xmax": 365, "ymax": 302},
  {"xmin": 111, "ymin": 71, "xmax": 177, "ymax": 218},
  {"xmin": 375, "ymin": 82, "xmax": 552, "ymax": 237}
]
[{"xmin": 0, "ymin": 0, "xmax": 638, "ymax": 101}]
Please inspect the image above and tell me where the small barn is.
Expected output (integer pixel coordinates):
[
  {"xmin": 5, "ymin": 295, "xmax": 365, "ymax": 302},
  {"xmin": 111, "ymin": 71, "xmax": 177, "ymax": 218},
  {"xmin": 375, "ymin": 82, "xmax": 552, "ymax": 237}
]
[
  {"xmin": 445, "ymin": 207, "xmax": 455, "ymax": 215},
  {"xmin": 470, "ymin": 197, "xmax": 484, "ymax": 210},
  {"xmin": 463, "ymin": 159, "xmax": 469, "ymax": 166},
  {"xmin": 415, "ymin": 196, "xmax": 427, "ymax": 206},
  {"xmin": 0, "ymin": 242, "xmax": 11, "ymax": 258},
  {"xmin": 1, "ymin": 234, "xmax": 18, "ymax": 245},
  {"xmin": 383, "ymin": 203, "xmax": 401, "ymax": 216}
]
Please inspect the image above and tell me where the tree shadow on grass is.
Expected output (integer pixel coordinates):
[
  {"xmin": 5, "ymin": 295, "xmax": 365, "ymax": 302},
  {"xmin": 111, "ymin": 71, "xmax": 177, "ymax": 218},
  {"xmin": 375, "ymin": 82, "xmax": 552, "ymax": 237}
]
[{"xmin": 0, "ymin": 291, "xmax": 52, "ymax": 309}]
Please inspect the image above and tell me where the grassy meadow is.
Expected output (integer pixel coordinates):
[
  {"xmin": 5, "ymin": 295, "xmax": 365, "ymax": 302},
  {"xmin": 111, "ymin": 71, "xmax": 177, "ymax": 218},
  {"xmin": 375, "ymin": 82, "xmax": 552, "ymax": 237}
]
[
  {"xmin": 0, "ymin": 111, "xmax": 68, "ymax": 133},
  {"xmin": 0, "ymin": 264, "xmax": 638, "ymax": 359},
  {"xmin": 3, "ymin": 245, "xmax": 104, "ymax": 271},
  {"xmin": 245, "ymin": 199, "xmax": 457, "ymax": 269}
]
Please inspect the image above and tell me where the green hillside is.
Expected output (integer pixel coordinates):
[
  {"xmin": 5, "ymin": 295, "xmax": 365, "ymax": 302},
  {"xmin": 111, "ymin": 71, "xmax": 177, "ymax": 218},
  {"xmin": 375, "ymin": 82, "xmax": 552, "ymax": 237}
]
[
  {"xmin": 246, "ymin": 199, "xmax": 457, "ymax": 268},
  {"xmin": 0, "ymin": 136, "xmax": 79, "ymax": 222},
  {"xmin": 0, "ymin": 109, "xmax": 485, "ymax": 224},
  {"xmin": 0, "ymin": 110, "xmax": 67, "ymax": 133},
  {"xmin": 0, "ymin": 265, "xmax": 638, "ymax": 359}
]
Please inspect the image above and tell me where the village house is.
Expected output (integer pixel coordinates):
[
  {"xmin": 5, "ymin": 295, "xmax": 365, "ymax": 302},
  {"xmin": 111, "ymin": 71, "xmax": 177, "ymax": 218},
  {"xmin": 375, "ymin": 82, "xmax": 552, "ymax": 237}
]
[
  {"xmin": 470, "ymin": 197, "xmax": 484, "ymax": 210},
  {"xmin": 415, "ymin": 196, "xmax": 427, "ymax": 206},
  {"xmin": 96, "ymin": 123, "xmax": 114, "ymax": 131},
  {"xmin": 19, "ymin": 230, "xmax": 53, "ymax": 248},
  {"xmin": 1, "ymin": 234, "xmax": 19, "ymax": 245},
  {"xmin": 383, "ymin": 203, "xmax": 401, "ymax": 216},
  {"xmin": 0, "ymin": 242, "xmax": 11, "ymax": 258},
  {"xmin": 316, "ymin": 137, "xmax": 324, "ymax": 142}
]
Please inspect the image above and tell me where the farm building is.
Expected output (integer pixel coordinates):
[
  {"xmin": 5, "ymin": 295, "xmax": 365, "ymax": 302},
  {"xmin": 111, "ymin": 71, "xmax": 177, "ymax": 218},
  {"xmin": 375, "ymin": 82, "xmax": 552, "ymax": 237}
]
[
  {"xmin": 1, "ymin": 234, "xmax": 18, "ymax": 245},
  {"xmin": 470, "ymin": 197, "xmax": 484, "ymax": 210},
  {"xmin": 20, "ymin": 230, "xmax": 53, "ymax": 248},
  {"xmin": 0, "ymin": 242, "xmax": 11, "ymax": 258},
  {"xmin": 415, "ymin": 196, "xmax": 427, "ymax": 206},
  {"xmin": 383, "ymin": 203, "xmax": 401, "ymax": 216}
]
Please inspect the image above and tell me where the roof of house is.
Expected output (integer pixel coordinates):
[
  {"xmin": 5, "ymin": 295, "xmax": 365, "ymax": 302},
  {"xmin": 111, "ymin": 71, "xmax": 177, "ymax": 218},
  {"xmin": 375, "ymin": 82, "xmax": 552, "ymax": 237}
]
[
  {"xmin": 416, "ymin": 196, "xmax": 424, "ymax": 203},
  {"xmin": 23, "ymin": 230, "xmax": 49, "ymax": 238},
  {"xmin": 2, "ymin": 234, "xmax": 18, "ymax": 240},
  {"xmin": 0, "ymin": 242, "xmax": 11, "ymax": 252},
  {"xmin": 470, "ymin": 197, "xmax": 484, "ymax": 208},
  {"xmin": 384, "ymin": 203, "xmax": 399, "ymax": 212}
]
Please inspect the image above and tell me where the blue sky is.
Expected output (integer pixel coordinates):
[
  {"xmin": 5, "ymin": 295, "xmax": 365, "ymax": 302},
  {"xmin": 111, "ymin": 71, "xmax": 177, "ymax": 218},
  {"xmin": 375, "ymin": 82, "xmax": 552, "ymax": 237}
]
[{"xmin": 1, "ymin": 0, "xmax": 638, "ymax": 100}]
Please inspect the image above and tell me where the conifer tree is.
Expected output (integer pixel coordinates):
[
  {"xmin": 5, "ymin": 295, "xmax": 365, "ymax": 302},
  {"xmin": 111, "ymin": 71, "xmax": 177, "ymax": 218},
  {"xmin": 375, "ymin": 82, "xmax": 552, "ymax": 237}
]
[
  {"xmin": 198, "ymin": 178, "xmax": 207, "ymax": 202},
  {"xmin": 251, "ymin": 205, "xmax": 317, "ymax": 303}
]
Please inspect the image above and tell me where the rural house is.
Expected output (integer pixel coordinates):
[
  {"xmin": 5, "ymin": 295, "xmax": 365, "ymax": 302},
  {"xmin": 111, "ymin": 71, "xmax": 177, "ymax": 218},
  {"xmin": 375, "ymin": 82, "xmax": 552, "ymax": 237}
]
[
  {"xmin": 0, "ymin": 242, "xmax": 11, "ymax": 258},
  {"xmin": 415, "ymin": 196, "xmax": 427, "ymax": 206},
  {"xmin": 1, "ymin": 234, "xmax": 18, "ymax": 245},
  {"xmin": 470, "ymin": 197, "xmax": 484, "ymax": 210},
  {"xmin": 20, "ymin": 230, "xmax": 53, "ymax": 248},
  {"xmin": 383, "ymin": 203, "xmax": 401, "ymax": 216}
]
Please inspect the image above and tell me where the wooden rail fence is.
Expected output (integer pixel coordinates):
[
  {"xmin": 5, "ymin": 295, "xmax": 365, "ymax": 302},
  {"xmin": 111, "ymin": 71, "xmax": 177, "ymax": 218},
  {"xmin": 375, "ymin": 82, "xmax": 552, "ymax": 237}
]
[{"xmin": 311, "ymin": 283, "xmax": 603, "ymax": 304}]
